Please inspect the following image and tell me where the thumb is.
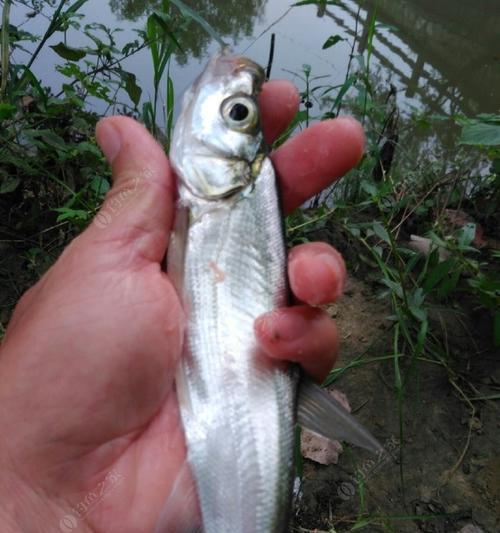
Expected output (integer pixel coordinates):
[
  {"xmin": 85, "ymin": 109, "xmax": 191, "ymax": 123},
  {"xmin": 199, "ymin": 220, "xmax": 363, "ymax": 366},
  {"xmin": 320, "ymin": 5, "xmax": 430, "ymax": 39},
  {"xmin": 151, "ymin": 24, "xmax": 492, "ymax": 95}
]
[{"xmin": 82, "ymin": 116, "xmax": 175, "ymax": 264}]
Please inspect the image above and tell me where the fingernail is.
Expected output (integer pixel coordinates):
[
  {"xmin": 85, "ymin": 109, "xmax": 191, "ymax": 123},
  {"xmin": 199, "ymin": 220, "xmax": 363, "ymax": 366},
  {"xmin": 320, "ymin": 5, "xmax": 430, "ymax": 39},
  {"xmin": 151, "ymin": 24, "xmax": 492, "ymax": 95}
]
[
  {"xmin": 317, "ymin": 252, "xmax": 346, "ymax": 300},
  {"xmin": 256, "ymin": 309, "xmax": 310, "ymax": 343},
  {"xmin": 96, "ymin": 119, "xmax": 122, "ymax": 164}
]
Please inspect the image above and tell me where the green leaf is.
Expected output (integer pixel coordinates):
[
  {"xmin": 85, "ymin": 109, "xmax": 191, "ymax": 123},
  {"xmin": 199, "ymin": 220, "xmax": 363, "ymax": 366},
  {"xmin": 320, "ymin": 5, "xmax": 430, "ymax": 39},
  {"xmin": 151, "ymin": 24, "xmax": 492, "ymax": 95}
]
[
  {"xmin": 380, "ymin": 278, "xmax": 403, "ymax": 299},
  {"xmin": 0, "ymin": 176, "xmax": 21, "ymax": 194},
  {"xmin": 491, "ymin": 157, "xmax": 500, "ymax": 175},
  {"xmin": 459, "ymin": 122, "xmax": 500, "ymax": 146},
  {"xmin": 74, "ymin": 141, "xmax": 102, "ymax": 157},
  {"xmin": 361, "ymin": 179, "xmax": 378, "ymax": 197},
  {"xmin": 50, "ymin": 42, "xmax": 87, "ymax": 61},
  {"xmin": 166, "ymin": 73, "xmax": 175, "ymax": 146},
  {"xmin": 17, "ymin": 67, "xmax": 48, "ymax": 103},
  {"xmin": 89, "ymin": 176, "xmax": 110, "ymax": 196},
  {"xmin": 408, "ymin": 288, "xmax": 427, "ymax": 322},
  {"xmin": 423, "ymin": 258, "xmax": 455, "ymax": 292},
  {"xmin": 415, "ymin": 319, "xmax": 428, "ymax": 356},
  {"xmin": 438, "ymin": 268, "xmax": 461, "ymax": 298},
  {"xmin": 40, "ymin": 130, "xmax": 68, "ymax": 150},
  {"xmin": 322, "ymin": 34, "xmax": 345, "ymax": 49},
  {"xmin": 372, "ymin": 221, "xmax": 391, "ymax": 244},
  {"xmin": 142, "ymin": 101, "xmax": 155, "ymax": 133},
  {"xmin": 330, "ymin": 73, "xmax": 357, "ymax": 114},
  {"xmin": 351, "ymin": 517, "xmax": 374, "ymax": 530},
  {"xmin": 458, "ymin": 223, "xmax": 476, "ymax": 247},
  {"xmin": 427, "ymin": 231, "xmax": 448, "ymax": 248},
  {"xmin": 65, "ymin": 0, "xmax": 89, "ymax": 15},
  {"xmin": 54, "ymin": 207, "xmax": 90, "ymax": 223},
  {"xmin": 0, "ymin": 103, "xmax": 16, "ymax": 120},
  {"xmin": 122, "ymin": 71, "xmax": 142, "ymax": 106},
  {"xmin": 476, "ymin": 113, "xmax": 500, "ymax": 123},
  {"xmin": 150, "ymin": 12, "xmax": 182, "ymax": 51}
]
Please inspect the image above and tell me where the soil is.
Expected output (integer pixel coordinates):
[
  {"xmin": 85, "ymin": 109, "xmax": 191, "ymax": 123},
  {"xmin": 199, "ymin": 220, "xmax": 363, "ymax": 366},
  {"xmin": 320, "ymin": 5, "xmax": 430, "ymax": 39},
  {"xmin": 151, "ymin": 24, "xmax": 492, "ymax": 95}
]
[{"xmin": 290, "ymin": 276, "xmax": 500, "ymax": 533}]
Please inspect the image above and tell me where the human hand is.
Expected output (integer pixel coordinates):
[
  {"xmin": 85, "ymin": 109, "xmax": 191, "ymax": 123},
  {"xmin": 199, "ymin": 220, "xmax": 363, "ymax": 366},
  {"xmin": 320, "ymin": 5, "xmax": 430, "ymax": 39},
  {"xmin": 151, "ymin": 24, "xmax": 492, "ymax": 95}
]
[{"xmin": 0, "ymin": 80, "xmax": 364, "ymax": 532}]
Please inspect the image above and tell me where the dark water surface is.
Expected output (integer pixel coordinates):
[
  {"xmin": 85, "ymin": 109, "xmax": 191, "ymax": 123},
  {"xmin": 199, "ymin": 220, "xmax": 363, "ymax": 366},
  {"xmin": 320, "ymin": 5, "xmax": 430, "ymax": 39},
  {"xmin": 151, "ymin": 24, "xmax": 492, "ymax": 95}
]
[{"xmin": 11, "ymin": 0, "xmax": 500, "ymax": 140}]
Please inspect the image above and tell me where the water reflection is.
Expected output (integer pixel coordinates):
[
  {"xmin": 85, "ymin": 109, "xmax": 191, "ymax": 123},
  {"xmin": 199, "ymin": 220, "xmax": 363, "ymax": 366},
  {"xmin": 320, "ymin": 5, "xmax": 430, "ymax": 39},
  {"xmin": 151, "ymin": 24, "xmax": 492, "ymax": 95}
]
[
  {"xmin": 104, "ymin": 0, "xmax": 498, "ymax": 122},
  {"xmin": 109, "ymin": 0, "xmax": 265, "ymax": 64},
  {"xmin": 319, "ymin": 0, "xmax": 500, "ymax": 116}
]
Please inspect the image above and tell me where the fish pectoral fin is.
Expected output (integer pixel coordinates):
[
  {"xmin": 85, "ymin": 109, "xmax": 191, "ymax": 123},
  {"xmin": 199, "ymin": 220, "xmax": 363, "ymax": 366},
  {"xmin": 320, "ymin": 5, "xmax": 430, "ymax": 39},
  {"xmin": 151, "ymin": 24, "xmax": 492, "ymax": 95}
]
[{"xmin": 297, "ymin": 377, "xmax": 384, "ymax": 455}]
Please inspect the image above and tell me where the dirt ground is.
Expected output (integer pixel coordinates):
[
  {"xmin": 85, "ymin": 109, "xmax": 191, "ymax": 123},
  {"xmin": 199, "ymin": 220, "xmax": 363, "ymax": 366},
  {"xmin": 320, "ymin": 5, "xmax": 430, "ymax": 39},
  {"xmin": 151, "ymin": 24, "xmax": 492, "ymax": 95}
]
[{"xmin": 291, "ymin": 276, "xmax": 500, "ymax": 533}]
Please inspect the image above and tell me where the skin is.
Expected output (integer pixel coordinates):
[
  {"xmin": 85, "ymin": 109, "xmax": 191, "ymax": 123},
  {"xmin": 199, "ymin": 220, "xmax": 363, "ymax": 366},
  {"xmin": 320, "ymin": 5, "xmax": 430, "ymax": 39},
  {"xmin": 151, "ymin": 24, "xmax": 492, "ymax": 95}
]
[{"xmin": 0, "ymin": 79, "xmax": 364, "ymax": 533}]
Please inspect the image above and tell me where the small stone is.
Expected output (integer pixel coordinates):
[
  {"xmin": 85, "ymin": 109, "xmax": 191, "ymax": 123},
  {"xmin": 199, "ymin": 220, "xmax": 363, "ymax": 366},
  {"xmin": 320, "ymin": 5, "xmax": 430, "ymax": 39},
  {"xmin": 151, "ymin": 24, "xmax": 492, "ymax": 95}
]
[
  {"xmin": 301, "ymin": 430, "xmax": 343, "ymax": 465},
  {"xmin": 468, "ymin": 417, "xmax": 482, "ymax": 431},
  {"xmin": 458, "ymin": 525, "xmax": 484, "ymax": 533}
]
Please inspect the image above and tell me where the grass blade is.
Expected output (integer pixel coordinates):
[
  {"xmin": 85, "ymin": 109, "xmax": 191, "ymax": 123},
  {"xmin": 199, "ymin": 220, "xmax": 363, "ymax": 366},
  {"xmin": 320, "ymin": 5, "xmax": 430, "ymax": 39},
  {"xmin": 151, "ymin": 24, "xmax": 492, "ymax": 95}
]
[
  {"xmin": 169, "ymin": 0, "xmax": 226, "ymax": 48},
  {"xmin": 1, "ymin": 0, "xmax": 11, "ymax": 100}
]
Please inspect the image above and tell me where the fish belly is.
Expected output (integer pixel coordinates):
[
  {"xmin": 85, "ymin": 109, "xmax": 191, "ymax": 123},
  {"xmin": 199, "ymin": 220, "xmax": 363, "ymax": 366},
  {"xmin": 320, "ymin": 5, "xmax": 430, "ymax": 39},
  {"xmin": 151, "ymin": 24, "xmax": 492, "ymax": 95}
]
[{"xmin": 175, "ymin": 158, "xmax": 295, "ymax": 533}]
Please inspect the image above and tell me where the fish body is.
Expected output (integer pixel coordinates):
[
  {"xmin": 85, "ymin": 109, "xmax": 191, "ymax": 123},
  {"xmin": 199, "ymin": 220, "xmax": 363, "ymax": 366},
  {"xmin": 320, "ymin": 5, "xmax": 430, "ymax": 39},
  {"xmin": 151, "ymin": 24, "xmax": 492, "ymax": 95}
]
[
  {"xmin": 168, "ymin": 50, "xmax": 382, "ymax": 533},
  {"xmin": 169, "ymin": 51, "xmax": 294, "ymax": 533}
]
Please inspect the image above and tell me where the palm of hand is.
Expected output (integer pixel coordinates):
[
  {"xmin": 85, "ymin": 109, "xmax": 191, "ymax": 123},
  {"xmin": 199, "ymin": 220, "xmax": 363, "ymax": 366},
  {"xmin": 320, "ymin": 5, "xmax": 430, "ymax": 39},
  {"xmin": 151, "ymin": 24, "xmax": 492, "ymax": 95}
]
[{"xmin": 2, "ymin": 234, "xmax": 189, "ymax": 531}]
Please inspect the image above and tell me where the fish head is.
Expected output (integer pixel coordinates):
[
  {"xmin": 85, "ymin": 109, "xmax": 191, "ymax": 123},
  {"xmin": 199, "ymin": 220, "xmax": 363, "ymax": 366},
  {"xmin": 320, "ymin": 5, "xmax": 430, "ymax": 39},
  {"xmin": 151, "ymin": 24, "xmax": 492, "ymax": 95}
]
[{"xmin": 171, "ymin": 51, "xmax": 266, "ymax": 200}]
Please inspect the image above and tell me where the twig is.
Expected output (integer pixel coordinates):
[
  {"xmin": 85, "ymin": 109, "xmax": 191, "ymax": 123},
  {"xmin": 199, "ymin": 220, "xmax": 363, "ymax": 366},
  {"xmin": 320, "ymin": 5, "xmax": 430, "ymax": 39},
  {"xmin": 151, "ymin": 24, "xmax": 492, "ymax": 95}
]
[
  {"xmin": 441, "ymin": 378, "xmax": 475, "ymax": 484},
  {"xmin": 265, "ymin": 33, "xmax": 275, "ymax": 81},
  {"xmin": 243, "ymin": 7, "xmax": 293, "ymax": 53},
  {"xmin": 16, "ymin": 0, "xmax": 69, "ymax": 90}
]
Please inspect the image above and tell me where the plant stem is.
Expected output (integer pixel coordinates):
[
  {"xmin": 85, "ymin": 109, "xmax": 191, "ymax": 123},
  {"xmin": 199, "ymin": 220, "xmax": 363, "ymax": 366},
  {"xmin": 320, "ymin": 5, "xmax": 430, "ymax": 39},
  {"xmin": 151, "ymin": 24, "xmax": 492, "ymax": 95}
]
[
  {"xmin": 1, "ymin": 0, "xmax": 11, "ymax": 100},
  {"xmin": 15, "ymin": 0, "xmax": 69, "ymax": 92}
]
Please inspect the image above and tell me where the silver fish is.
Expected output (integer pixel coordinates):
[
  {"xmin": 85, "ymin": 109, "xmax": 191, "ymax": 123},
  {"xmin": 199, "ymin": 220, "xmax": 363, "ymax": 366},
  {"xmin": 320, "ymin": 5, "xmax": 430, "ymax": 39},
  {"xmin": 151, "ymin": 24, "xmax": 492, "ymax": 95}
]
[{"xmin": 167, "ymin": 50, "xmax": 381, "ymax": 533}]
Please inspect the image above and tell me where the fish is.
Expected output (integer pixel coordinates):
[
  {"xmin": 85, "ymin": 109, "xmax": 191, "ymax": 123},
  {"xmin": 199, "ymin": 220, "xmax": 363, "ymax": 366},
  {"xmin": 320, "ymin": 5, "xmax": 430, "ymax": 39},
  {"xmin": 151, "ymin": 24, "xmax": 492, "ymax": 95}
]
[{"xmin": 166, "ymin": 49, "xmax": 382, "ymax": 533}]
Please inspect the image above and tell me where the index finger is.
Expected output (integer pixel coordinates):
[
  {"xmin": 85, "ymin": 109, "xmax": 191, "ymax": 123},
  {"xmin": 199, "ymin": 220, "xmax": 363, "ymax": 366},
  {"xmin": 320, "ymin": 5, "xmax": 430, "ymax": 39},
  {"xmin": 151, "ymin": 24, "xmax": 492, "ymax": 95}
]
[
  {"xmin": 259, "ymin": 80, "xmax": 365, "ymax": 214},
  {"xmin": 272, "ymin": 118, "xmax": 365, "ymax": 214}
]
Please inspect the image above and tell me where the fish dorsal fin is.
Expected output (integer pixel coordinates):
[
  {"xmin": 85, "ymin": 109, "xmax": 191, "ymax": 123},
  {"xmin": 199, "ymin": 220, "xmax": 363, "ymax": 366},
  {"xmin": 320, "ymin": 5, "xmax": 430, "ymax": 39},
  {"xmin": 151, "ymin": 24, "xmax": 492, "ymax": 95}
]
[{"xmin": 297, "ymin": 376, "xmax": 384, "ymax": 455}]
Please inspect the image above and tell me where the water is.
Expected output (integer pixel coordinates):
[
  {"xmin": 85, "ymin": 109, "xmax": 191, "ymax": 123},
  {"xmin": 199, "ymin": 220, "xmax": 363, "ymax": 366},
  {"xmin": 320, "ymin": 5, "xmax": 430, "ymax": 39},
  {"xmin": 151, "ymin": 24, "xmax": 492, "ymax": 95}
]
[{"xmin": 9, "ymin": 0, "xmax": 500, "ymax": 144}]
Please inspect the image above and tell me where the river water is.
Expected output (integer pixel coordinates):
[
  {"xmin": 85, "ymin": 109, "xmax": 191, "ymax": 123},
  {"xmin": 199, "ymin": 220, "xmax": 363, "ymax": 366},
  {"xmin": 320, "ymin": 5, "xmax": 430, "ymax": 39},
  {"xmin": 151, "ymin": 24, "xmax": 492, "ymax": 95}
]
[{"xmin": 10, "ymin": 0, "xmax": 500, "ymax": 147}]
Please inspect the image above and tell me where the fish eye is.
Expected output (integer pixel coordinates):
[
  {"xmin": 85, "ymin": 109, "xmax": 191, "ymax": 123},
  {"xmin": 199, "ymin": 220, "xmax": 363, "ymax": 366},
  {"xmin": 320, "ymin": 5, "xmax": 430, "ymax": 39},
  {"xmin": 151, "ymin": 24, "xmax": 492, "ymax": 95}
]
[
  {"xmin": 229, "ymin": 103, "xmax": 249, "ymax": 121},
  {"xmin": 221, "ymin": 96, "xmax": 258, "ymax": 132}
]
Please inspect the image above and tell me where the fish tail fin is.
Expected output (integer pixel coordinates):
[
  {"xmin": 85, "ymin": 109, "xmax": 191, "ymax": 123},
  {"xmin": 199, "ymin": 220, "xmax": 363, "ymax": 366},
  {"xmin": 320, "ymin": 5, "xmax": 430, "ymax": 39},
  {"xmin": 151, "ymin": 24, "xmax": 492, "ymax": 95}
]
[{"xmin": 297, "ymin": 376, "xmax": 384, "ymax": 455}]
